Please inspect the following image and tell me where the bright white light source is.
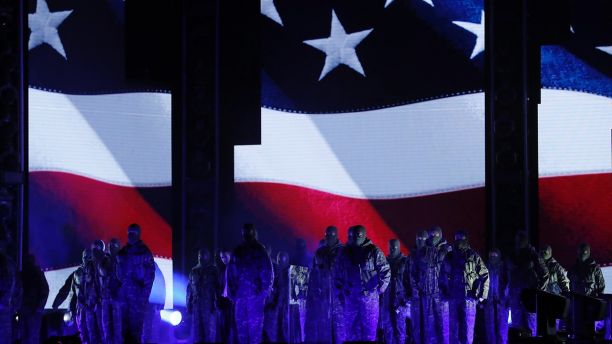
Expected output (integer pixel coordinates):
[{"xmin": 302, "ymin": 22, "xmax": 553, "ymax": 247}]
[
  {"xmin": 63, "ymin": 311, "xmax": 73, "ymax": 325},
  {"xmin": 160, "ymin": 309, "xmax": 182, "ymax": 326}
]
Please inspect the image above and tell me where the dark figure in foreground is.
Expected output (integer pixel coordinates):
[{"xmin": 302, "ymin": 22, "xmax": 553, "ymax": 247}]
[
  {"xmin": 217, "ymin": 249, "xmax": 235, "ymax": 344},
  {"xmin": 416, "ymin": 226, "xmax": 452, "ymax": 344},
  {"xmin": 117, "ymin": 224, "xmax": 155, "ymax": 343},
  {"xmin": 264, "ymin": 251, "xmax": 290, "ymax": 343},
  {"xmin": 380, "ymin": 239, "xmax": 410, "ymax": 344},
  {"xmin": 305, "ymin": 226, "xmax": 343, "ymax": 344},
  {"xmin": 333, "ymin": 225, "xmax": 390, "ymax": 342},
  {"xmin": 187, "ymin": 248, "xmax": 220, "ymax": 343},
  {"xmin": 484, "ymin": 249, "xmax": 509, "ymax": 344},
  {"xmin": 20, "ymin": 254, "xmax": 50, "ymax": 344},
  {"xmin": 0, "ymin": 242, "xmax": 18, "ymax": 341},
  {"xmin": 540, "ymin": 245, "xmax": 570, "ymax": 295},
  {"xmin": 227, "ymin": 223, "xmax": 274, "ymax": 344},
  {"xmin": 441, "ymin": 230, "xmax": 489, "ymax": 344},
  {"xmin": 569, "ymin": 243, "xmax": 605, "ymax": 297},
  {"xmin": 567, "ymin": 243, "xmax": 606, "ymax": 337},
  {"xmin": 98, "ymin": 238, "xmax": 123, "ymax": 344},
  {"xmin": 407, "ymin": 230, "xmax": 428, "ymax": 344},
  {"xmin": 506, "ymin": 231, "xmax": 549, "ymax": 336}
]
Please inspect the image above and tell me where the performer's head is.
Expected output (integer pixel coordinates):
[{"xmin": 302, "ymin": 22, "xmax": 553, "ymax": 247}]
[
  {"xmin": 489, "ymin": 248, "xmax": 501, "ymax": 264},
  {"xmin": 108, "ymin": 238, "xmax": 121, "ymax": 255},
  {"xmin": 515, "ymin": 230, "xmax": 529, "ymax": 251},
  {"xmin": 578, "ymin": 243, "xmax": 591, "ymax": 262},
  {"xmin": 325, "ymin": 226, "xmax": 339, "ymax": 247},
  {"xmin": 82, "ymin": 248, "xmax": 91, "ymax": 264},
  {"xmin": 198, "ymin": 248, "xmax": 212, "ymax": 266},
  {"xmin": 416, "ymin": 230, "xmax": 428, "ymax": 249},
  {"xmin": 348, "ymin": 225, "xmax": 366, "ymax": 246},
  {"xmin": 219, "ymin": 250, "xmax": 231, "ymax": 266},
  {"xmin": 429, "ymin": 226, "xmax": 443, "ymax": 245},
  {"xmin": 127, "ymin": 223, "xmax": 142, "ymax": 244},
  {"xmin": 277, "ymin": 251, "xmax": 290, "ymax": 269},
  {"xmin": 454, "ymin": 230, "xmax": 468, "ymax": 250},
  {"xmin": 91, "ymin": 239, "xmax": 105, "ymax": 260},
  {"xmin": 242, "ymin": 223, "xmax": 258, "ymax": 243},
  {"xmin": 388, "ymin": 239, "xmax": 401, "ymax": 258},
  {"xmin": 539, "ymin": 245, "xmax": 552, "ymax": 261}
]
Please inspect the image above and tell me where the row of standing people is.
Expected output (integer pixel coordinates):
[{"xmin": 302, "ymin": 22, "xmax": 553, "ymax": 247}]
[
  {"xmin": 188, "ymin": 223, "xmax": 607, "ymax": 344},
  {"xmin": 483, "ymin": 233, "xmax": 607, "ymax": 342},
  {"xmin": 52, "ymin": 223, "xmax": 156, "ymax": 344}
]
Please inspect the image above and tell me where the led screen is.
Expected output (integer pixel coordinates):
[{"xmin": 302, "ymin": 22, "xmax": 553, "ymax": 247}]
[
  {"xmin": 235, "ymin": 0, "xmax": 611, "ymax": 281},
  {"xmin": 27, "ymin": 0, "xmax": 173, "ymax": 308},
  {"xmin": 537, "ymin": 0, "xmax": 612, "ymax": 272},
  {"xmin": 234, "ymin": 0, "xmax": 488, "ymax": 255}
]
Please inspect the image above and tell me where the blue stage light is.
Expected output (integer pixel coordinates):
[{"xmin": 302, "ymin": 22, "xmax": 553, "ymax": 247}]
[
  {"xmin": 62, "ymin": 310, "xmax": 75, "ymax": 328},
  {"xmin": 160, "ymin": 309, "xmax": 182, "ymax": 326}
]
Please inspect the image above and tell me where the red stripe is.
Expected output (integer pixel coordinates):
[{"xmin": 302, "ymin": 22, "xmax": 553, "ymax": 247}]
[
  {"xmin": 29, "ymin": 171, "xmax": 610, "ymax": 269},
  {"xmin": 235, "ymin": 173, "xmax": 611, "ymax": 265},
  {"xmin": 235, "ymin": 182, "xmax": 486, "ymax": 255},
  {"xmin": 539, "ymin": 172, "xmax": 612, "ymax": 266},
  {"xmin": 30, "ymin": 171, "xmax": 172, "ymax": 261}
]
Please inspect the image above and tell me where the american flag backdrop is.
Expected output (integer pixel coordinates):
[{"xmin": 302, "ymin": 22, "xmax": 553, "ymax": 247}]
[
  {"xmin": 25, "ymin": 0, "xmax": 612, "ymax": 311},
  {"xmin": 234, "ymin": 0, "xmax": 612, "ymax": 271},
  {"xmin": 27, "ymin": 0, "xmax": 173, "ymax": 308}
]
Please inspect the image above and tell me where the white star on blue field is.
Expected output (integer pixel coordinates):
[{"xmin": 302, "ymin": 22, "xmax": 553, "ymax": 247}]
[
  {"xmin": 28, "ymin": 0, "xmax": 73, "ymax": 60},
  {"xmin": 303, "ymin": 10, "xmax": 373, "ymax": 81}
]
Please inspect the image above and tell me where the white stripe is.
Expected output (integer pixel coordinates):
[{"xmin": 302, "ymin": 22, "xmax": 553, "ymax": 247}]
[
  {"xmin": 235, "ymin": 90, "xmax": 611, "ymax": 199},
  {"xmin": 155, "ymin": 257, "xmax": 174, "ymax": 309},
  {"xmin": 538, "ymin": 90, "xmax": 612, "ymax": 178},
  {"xmin": 44, "ymin": 257, "xmax": 174, "ymax": 309},
  {"xmin": 29, "ymin": 88, "xmax": 171, "ymax": 187},
  {"xmin": 603, "ymin": 266, "xmax": 612, "ymax": 295}
]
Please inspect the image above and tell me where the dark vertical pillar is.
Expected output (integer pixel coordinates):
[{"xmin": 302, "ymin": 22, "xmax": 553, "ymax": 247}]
[
  {"xmin": 173, "ymin": 0, "xmax": 188, "ymax": 276},
  {"xmin": 485, "ymin": 0, "xmax": 540, "ymax": 255},
  {"xmin": 178, "ymin": 0, "xmax": 219, "ymax": 274},
  {"xmin": 178, "ymin": 0, "xmax": 260, "ymax": 270},
  {"xmin": 217, "ymin": 0, "xmax": 260, "ymax": 246},
  {"xmin": 485, "ymin": 0, "xmax": 570, "ymax": 255},
  {"xmin": 18, "ymin": 0, "xmax": 27, "ymax": 271},
  {"xmin": 0, "ymin": 0, "xmax": 26, "ymax": 269}
]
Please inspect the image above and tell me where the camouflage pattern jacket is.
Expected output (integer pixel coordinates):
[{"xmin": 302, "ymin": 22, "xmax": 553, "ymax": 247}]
[
  {"xmin": 333, "ymin": 239, "xmax": 391, "ymax": 298},
  {"xmin": 70, "ymin": 260, "xmax": 99, "ymax": 309},
  {"xmin": 227, "ymin": 240, "xmax": 274, "ymax": 299},
  {"xmin": 187, "ymin": 263, "xmax": 220, "ymax": 313},
  {"xmin": 98, "ymin": 253, "xmax": 122, "ymax": 301},
  {"xmin": 569, "ymin": 258, "xmax": 605, "ymax": 297},
  {"xmin": 441, "ymin": 246, "xmax": 489, "ymax": 300},
  {"xmin": 308, "ymin": 241, "xmax": 343, "ymax": 300},
  {"xmin": 72, "ymin": 264, "xmax": 94, "ymax": 309},
  {"xmin": 416, "ymin": 239, "xmax": 452, "ymax": 296},
  {"xmin": 405, "ymin": 248, "xmax": 421, "ymax": 299},
  {"xmin": 117, "ymin": 240, "xmax": 156, "ymax": 301},
  {"xmin": 487, "ymin": 260, "xmax": 509, "ymax": 304},
  {"xmin": 544, "ymin": 257, "xmax": 570, "ymax": 295},
  {"xmin": 507, "ymin": 246, "xmax": 549, "ymax": 293},
  {"xmin": 382, "ymin": 254, "xmax": 410, "ymax": 308},
  {"xmin": 268, "ymin": 264, "xmax": 289, "ymax": 309}
]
